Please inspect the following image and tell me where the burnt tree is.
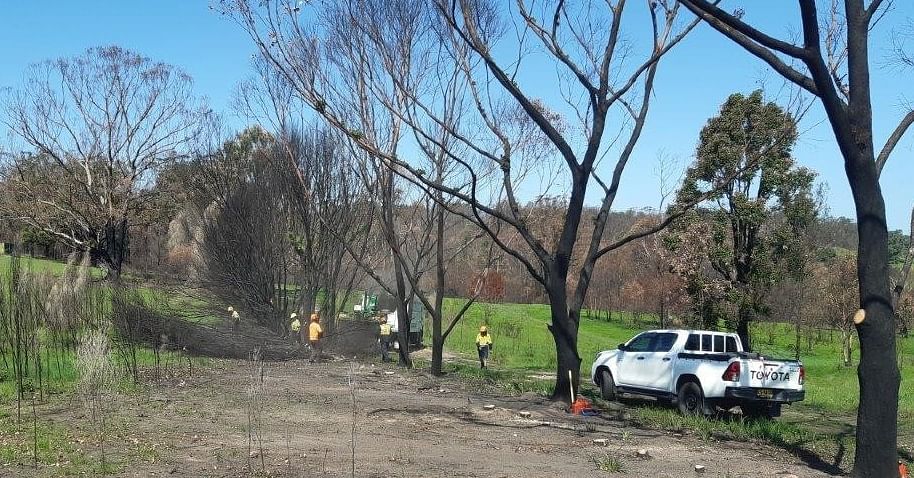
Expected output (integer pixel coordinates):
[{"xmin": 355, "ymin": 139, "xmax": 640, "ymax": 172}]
[{"xmin": 677, "ymin": 1, "xmax": 912, "ymax": 475}]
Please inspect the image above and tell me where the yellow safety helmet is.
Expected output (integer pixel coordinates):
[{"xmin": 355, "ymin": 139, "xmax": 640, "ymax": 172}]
[
  {"xmin": 479, "ymin": 325, "xmax": 488, "ymax": 333},
  {"xmin": 310, "ymin": 313, "xmax": 320, "ymax": 322}
]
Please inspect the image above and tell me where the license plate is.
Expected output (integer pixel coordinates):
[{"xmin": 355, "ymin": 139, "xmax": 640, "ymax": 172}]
[{"xmin": 756, "ymin": 389, "xmax": 774, "ymax": 399}]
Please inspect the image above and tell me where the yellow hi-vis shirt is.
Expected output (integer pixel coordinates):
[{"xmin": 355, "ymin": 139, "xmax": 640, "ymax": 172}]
[
  {"xmin": 290, "ymin": 319, "xmax": 301, "ymax": 332},
  {"xmin": 309, "ymin": 322, "xmax": 323, "ymax": 341},
  {"xmin": 379, "ymin": 323, "xmax": 392, "ymax": 336},
  {"xmin": 476, "ymin": 333, "xmax": 492, "ymax": 347}
]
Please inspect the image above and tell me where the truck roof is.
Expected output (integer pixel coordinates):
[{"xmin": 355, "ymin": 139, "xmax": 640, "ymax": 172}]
[{"xmin": 643, "ymin": 329, "xmax": 739, "ymax": 336}]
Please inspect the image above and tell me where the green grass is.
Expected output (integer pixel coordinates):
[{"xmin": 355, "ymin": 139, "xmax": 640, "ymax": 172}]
[
  {"xmin": 0, "ymin": 346, "xmax": 199, "ymax": 402},
  {"xmin": 415, "ymin": 357, "xmax": 554, "ymax": 397},
  {"xmin": 425, "ymin": 300, "xmax": 914, "ymax": 458},
  {"xmin": 748, "ymin": 322, "xmax": 914, "ymax": 424},
  {"xmin": 434, "ymin": 300, "xmax": 648, "ymax": 372},
  {"xmin": 0, "ymin": 407, "xmax": 123, "ymax": 475},
  {"xmin": 0, "ymin": 253, "xmax": 104, "ymax": 279},
  {"xmin": 632, "ymin": 406, "xmax": 821, "ymax": 445},
  {"xmin": 7, "ymin": 254, "xmax": 913, "ymax": 464},
  {"xmin": 592, "ymin": 453, "xmax": 625, "ymax": 473}
]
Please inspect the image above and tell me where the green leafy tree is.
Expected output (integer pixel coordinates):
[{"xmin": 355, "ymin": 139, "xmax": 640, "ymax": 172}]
[
  {"xmin": 670, "ymin": 91, "xmax": 817, "ymax": 351},
  {"xmin": 888, "ymin": 229, "xmax": 910, "ymax": 267},
  {"xmin": 19, "ymin": 227, "xmax": 55, "ymax": 257}
]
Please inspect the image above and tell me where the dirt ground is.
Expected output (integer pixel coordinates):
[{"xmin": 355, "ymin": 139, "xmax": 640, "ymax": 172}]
[{"xmin": 10, "ymin": 357, "xmax": 838, "ymax": 478}]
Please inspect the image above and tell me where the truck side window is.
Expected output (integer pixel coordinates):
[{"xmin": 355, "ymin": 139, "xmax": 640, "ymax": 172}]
[
  {"xmin": 725, "ymin": 336, "xmax": 738, "ymax": 352},
  {"xmin": 626, "ymin": 333, "xmax": 654, "ymax": 352},
  {"xmin": 685, "ymin": 334, "xmax": 700, "ymax": 351},
  {"xmin": 701, "ymin": 334, "xmax": 712, "ymax": 351},
  {"xmin": 714, "ymin": 335, "xmax": 724, "ymax": 352},
  {"xmin": 653, "ymin": 333, "xmax": 678, "ymax": 352}
]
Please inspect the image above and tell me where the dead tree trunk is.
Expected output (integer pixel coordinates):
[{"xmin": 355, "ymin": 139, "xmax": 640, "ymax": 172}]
[
  {"xmin": 672, "ymin": 2, "xmax": 907, "ymax": 474},
  {"xmin": 736, "ymin": 303, "xmax": 752, "ymax": 353},
  {"xmin": 847, "ymin": 151, "xmax": 899, "ymax": 475},
  {"xmin": 842, "ymin": 327, "xmax": 854, "ymax": 367},
  {"xmin": 546, "ymin": 279, "xmax": 580, "ymax": 404}
]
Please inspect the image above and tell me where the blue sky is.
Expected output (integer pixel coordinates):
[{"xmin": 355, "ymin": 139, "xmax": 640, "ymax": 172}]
[{"xmin": 1, "ymin": 1, "xmax": 912, "ymax": 230}]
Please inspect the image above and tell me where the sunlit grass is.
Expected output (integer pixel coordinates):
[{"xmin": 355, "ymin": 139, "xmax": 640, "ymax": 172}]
[{"xmin": 433, "ymin": 299, "xmax": 914, "ymax": 426}]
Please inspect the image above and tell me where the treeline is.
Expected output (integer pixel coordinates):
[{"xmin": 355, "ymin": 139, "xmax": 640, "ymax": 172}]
[
  {"xmin": 3, "ymin": 165, "xmax": 910, "ymax": 339},
  {"xmin": 0, "ymin": 48, "xmax": 910, "ymax": 376}
]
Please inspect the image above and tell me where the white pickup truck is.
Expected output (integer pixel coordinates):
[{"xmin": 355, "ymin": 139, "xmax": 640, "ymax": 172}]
[{"xmin": 590, "ymin": 329, "xmax": 805, "ymax": 418}]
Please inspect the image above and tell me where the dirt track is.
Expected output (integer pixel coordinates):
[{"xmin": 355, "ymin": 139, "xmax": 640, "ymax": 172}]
[{"xmin": 13, "ymin": 358, "xmax": 836, "ymax": 477}]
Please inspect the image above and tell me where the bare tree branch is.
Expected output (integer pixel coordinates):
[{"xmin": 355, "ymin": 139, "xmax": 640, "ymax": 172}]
[{"xmin": 876, "ymin": 109, "xmax": 914, "ymax": 176}]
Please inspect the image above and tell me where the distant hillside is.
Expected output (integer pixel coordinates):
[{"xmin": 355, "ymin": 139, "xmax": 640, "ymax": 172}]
[{"xmin": 811, "ymin": 216, "xmax": 910, "ymax": 267}]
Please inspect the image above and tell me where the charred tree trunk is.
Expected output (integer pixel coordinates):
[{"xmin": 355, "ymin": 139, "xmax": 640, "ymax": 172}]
[
  {"xmin": 93, "ymin": 218, "xmax": 129, "ymax": 281},
  {"xmin": 546, "ymin": 282, "xmax": 580, "ymax": 404},
  {"xmin": 431, "ymin": 332, "xmax": 444, "ymax": 376},
  {"xmin": 380, "ymin": 169, "xmax": 413, "ymax": 369},
  {"xmin": 847, "ymin": 152, "xmax": 899, "ymax": 477},
  {"xmin": 736, "ymin": 303, "xmax": 752, "ymax": 353},
  {"xmin": 303, "ymin": 288, "xmax": 317, "ymax": 318},
  {"xmin": 431, "ymin": 196, "xmax": 446, "ymax": 376},
  {"xmin": 658, "ymin": 296, "xmax": 667, "ymax": 329}
]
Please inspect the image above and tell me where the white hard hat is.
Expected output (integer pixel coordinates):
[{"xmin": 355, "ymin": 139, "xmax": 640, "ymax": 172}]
[
  {"xmin": 290, "ymin": 312, "xmax": 297, "ymax": 318},
  {"xmin": 227, "ymin": 306, "xmax": 234, "ymax": 312}
]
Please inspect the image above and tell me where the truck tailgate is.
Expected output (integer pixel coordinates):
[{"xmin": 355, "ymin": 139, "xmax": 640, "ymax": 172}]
[{"xmin": 739, "ymin": 359, "xmax": 803, "ymax": 390}]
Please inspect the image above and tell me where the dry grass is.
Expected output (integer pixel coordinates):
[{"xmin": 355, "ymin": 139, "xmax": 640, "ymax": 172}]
[{"xmin": 75, "ymin": 329, "xmax": 119, "ymax": 472}]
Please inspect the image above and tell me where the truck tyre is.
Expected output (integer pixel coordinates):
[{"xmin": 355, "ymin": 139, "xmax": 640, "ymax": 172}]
[
  {"xmin": 677, "ymin": 381, "xmax": 708, "ymax": 416},
  {"xmin": 599, "ymin": 370, "xmax": 616, "ymax": 401}
]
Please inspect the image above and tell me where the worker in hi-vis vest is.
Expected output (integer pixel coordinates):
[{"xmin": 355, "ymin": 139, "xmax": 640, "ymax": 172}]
[
  {"xmin": 378, "ymin": 315, "xmax": 393, "ymax": 362},
  {"xmin": 290, "ymin": 313, "xmax": 301, "ymax": 345},
  {"xmin": 228, "ymin": 306, "xmax": 240, "ymax": 330},
  {"xmin": 308, "ymin": 313, "xmax": 323, "ymax": 363},
  {"xmin": 475, "ymin": 325, "xmax": 493, "ymax": 368}
]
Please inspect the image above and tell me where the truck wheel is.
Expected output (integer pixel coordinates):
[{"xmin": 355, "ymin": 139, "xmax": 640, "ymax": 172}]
[
  {"xmin": 677, "ymin": 382, "xmax": 707, "ymax": 416},
  {"xmin": 599, "ymin": 370, "xmax": 616, "ymax": 401}
]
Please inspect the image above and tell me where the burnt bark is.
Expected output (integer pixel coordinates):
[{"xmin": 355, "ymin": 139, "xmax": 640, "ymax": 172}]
[
  {"xmin": 846, "ymin": 152, "xmax": 899, "ymax": 476},
  {"xmin": 381, "ymin": 169, "xmax": 413, "ymax": 369},
  {"xmin": 547, "ymin": 284, "xmax": 581, "ymax": 404},
  {"xmin": 91, "ymin": 218, "xmax": 129, "ymax": 281},
  {"xmin": 673, "ymin": 1, "xmax": 905, "ymax": 473},
  {"xmin": 229, "ymin": 0, "xmax": 709, "ymax": 403},
  {"xmin": 431, "ymin": 189, "xmax": 446, "ymax": 376},
  {"xmin": 736, "ymin": 303, "xmax": 752, "ymax": 353}
]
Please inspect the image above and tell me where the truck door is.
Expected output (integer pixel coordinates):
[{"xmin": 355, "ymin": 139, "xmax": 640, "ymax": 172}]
[
  {"xmin": 638, "ymin": 332, "xmax": 679, "ymax": 390},
  {"xmin": 617, "ymin": 332, "xmax": 655, "ymax": 387}
]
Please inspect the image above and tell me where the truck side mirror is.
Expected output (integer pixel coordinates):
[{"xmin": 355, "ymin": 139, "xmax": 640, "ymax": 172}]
[{"xmin": 618, "ymin": 343, "xmax": 627, "ymax": 351}]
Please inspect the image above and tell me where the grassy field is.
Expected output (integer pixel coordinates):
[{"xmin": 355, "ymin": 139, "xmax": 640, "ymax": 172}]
[
  {"xmin": 431, "ymin": 299, "xmax": 914, "ymax": 468},
  {"xmin": 0, "ymin": 347, "xmax": 199, "ymax": 402},
  {"xmin": 433, "ymin": 299, "xmax": 914, "ymax": 425},
  {"xmin": 0, "ymin": 254, "xmax": 104, "ymax": 279},
  {"xmin": 0, "ymin": 254, "xmax": 204, "ymax": 403},
  {"xmin": 4, "ymin": 253, "xmax": 912, "ymax": 468},
  {"xmin": 5, "ymin": 253, "xmax": 913, "ymax": 422}
]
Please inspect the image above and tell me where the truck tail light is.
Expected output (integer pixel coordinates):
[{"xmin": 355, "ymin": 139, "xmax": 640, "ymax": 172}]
[
  {"xmin": 722, "ymin": 362, "xmax": 740, "ymax": 382},
  {"xmin": 798, "ymin": 366, "xmax": 805, "ymax": 385}
]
